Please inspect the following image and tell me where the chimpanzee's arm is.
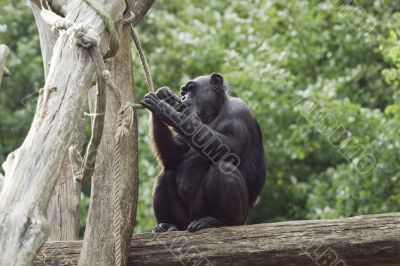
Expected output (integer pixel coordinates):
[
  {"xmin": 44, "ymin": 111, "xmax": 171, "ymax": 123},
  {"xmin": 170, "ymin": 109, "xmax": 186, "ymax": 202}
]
[
  {"xmin": 149, "ymin": 88, "xmax": 188, "ymax": 169},
  {"xmin": 142, "ymin": 93, "xmax": 248, "ymax": 164},
  {"xmin": 150, "ymin": 115, "xmax": 185, "ymax": 169}
]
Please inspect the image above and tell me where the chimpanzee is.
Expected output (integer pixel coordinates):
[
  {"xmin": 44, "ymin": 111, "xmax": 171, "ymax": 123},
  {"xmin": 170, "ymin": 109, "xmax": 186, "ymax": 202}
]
[{"xmin": 140, "ymin": 73, "xmax": 266, "ymax": 232}]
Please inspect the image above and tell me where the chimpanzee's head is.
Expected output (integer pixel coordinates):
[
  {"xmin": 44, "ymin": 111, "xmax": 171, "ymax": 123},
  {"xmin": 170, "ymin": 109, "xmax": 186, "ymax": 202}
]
[{"xmin": 179, "ymin": 73, "xmax": 227, "ymax": 124}]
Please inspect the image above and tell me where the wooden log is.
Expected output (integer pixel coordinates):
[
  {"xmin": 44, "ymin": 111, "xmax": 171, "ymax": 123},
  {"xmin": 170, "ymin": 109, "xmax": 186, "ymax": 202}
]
[
  {"xmin": 46, "ymin": 153, "xmax": 81, "ymax": 241},
  {"xmin": 78, "ymin": 1, "xmax": 154, "ymax": 265},
  {"xmin": 34, "ymin": 213, "xmax": 400, "ymax": 266},
  {"xmin": 0, "ymin": 1, "xmax": 126, "ymax": 265},
  {"xmin": 31, "ymin": 3, "xmax": 82, "ymax": 242},
  {"xmin": 78, "ymin": 23, "xmax": 138, "ymax": 266}
]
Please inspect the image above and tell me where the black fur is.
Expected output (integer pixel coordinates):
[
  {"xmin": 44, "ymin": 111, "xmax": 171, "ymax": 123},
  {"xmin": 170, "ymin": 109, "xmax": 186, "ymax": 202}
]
[{"xmin": 141, "ymin": 73, "xmax": 266, "ymax": 232}]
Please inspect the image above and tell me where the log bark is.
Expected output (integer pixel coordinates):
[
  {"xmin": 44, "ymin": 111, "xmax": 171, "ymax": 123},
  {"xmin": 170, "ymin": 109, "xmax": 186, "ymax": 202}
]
[
  {"xmin": 32, "ymin": 3, "xmax": 82, "ymax": 242},
  {"xmin": 131, "ymin": 0, "xmax": 155, "ymax": 26},
  {"xmin": 78, "ymin": 23, "xmax": 137, "ymax": 266},
  {"xmin": 31, "ymin": 4, "xmax": 58, "ymax": 78},
  {"xmin": 33, "ymin": 213, "xmax": 400, "ymax": 266},
  {"xmin": 0, "ymin": 0, "xmax": 126, "ymax": 265},
  {"xmin": 46, "ymin": 153, "xmax": 81, "ymax": 240},
  {"xmin": 78, "ymin": 1, "xmax": 154, "ymax": 265}
]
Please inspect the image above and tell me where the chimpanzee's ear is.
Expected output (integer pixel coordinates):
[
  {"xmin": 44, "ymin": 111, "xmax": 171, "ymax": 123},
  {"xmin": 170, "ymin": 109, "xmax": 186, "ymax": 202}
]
[{"xmin": 210, "ymin": 73, "xmax": 224, "ymax": 88}]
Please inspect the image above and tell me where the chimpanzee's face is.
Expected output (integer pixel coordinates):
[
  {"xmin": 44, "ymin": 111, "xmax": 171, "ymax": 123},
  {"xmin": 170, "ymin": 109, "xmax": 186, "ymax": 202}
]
[{"xmin": 179, "ymin": 75, "xmax": 223, "ymax": 123}]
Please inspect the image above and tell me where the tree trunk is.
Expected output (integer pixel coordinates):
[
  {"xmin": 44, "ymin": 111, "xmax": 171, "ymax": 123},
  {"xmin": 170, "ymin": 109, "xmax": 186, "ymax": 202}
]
[
  {"xmin": 32, "ymin": 3, "xmax": 82, "ymax": 242},
  {"xmin": 0, "ymin": 0, "xmax": 128, "ymax": 265},
  {"xmin": 46, "ymin": 153, "xmax": 81, "ymax": 240},
  {"xmin": 77, "ymin": 1, "xmax": 154, "ymax": 265},
  {"xmin": 33, "ymin": 213, "xmax": 400, "ymax": 266},
  {"xmin": 78, "ymin": 24, "xmax": 137, "ymax": 266}
]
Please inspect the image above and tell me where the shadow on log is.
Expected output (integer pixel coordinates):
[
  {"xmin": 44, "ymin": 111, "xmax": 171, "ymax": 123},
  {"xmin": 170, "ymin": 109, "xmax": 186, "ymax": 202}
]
[{"xmin": 34, "ymin": 213, "xmax": 400, "ymax": 266}]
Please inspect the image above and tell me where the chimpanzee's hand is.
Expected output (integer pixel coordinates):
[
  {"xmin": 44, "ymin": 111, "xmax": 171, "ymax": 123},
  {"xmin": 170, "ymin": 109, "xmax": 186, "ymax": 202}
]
[
  {"xmin": 155, "ymin": 87, "xmax": 181, "ymax": 108},
  {"xmin": 141, "ymin": 92, "xmax": 178, "ymax": 126},
  {"xmin": 140, "ymin": 92, "xmax": 163, "ymax": 114}
]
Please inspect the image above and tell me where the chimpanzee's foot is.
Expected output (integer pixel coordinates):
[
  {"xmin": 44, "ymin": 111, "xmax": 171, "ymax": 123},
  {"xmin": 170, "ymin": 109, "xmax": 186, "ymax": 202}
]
[
  {"xmin": 152, "ymin": 223, "xmax": 179, "ymax": 233},
  {"xmin": 187, "ymin": 217, "xmax": 224, "ymax": 232}
]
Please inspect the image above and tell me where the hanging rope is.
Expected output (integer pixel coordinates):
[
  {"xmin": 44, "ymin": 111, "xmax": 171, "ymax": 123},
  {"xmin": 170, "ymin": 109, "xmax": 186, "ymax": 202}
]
[
  {"xmin": 66, "ymin": 23, "xmax": 108, "ymax": 183},
  {"xmin": 131, "ymin": 26, "xmax": 154, "ymax": 93},
  {"xmin": 112, "ymin": 103, "xmax": 135, "ymax": 266}
]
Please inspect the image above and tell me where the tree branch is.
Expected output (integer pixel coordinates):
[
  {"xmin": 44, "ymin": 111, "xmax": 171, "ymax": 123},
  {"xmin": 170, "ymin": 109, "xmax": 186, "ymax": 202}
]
[
  {"xmin": 33, "ymin": 213, "xmax": 400, "ymax": 266},
  {"xmin": 131, "ymin": 0, "xmax": 155, "ymax": 26}
]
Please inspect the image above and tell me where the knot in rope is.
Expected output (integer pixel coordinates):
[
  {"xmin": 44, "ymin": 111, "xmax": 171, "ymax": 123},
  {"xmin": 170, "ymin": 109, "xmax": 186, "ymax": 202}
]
[
  {"xmin": 102, "ymin": 70, "xmax": 111, "ymax": 80},
  {"xmin": 115, "ymin": 103, "xmax": 135, "ymax": 141},
  {"xmin": 67, "ymin": 23, "xmax": 100, "ymax": 48}
]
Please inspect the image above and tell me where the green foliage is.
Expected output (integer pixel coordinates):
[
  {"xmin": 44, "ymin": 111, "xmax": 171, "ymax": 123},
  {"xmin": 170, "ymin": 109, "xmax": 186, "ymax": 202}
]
[
  {"xmin": 134, "ymin": 0, "xmax": 400, "ymax": 227},
  {"xmin": 0, "ymin": 0, "xmax": 399, "ymax": 234},
  {"xmin": 0, "ymin": 0, "xmax": 42, "ymax": 164}
]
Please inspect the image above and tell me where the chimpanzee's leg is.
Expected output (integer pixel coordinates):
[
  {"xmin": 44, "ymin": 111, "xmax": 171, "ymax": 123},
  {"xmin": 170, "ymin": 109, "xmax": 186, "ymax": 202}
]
[
  {"xmin": 187, "ymin": 163, "xmax": 248, "ymax": 232},
  {"xmin": 153, "ymin": 170, "xmax": 189, "ymax": 232}
]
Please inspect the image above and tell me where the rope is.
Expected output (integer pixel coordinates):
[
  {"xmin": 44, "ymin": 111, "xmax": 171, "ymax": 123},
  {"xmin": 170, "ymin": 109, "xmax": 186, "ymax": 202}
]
[
  {"xmin": 63, "ymin": 22, "xmax": 108, "ymax": 183},
  {"xmin": 112, "ymin": 103, "xmax": 134, "ymax": 266},
  {"xmin": 131, "ymin": 26, "xmax": 154, "ymax": 93},
  {"xmin": 83, "ymin": 0, "xmax": 120, "ymax": 58}
]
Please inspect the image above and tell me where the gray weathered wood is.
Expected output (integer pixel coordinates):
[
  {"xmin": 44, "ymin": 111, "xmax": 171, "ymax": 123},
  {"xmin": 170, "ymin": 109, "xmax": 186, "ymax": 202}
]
[
  {"xmin": 78, "ymin": 1, "xmax": 154, "ymax": 264},
  {"xmin": 34, "ymin": 213, "xmax": 400, "ymax": 266},
  {"xmin": 46, "ymin": 152, "xmax": 81, "ymax": 241},
  {"xmin": 78, "ymin": 22, "xmax": 137, "ymax": 266},
  {"xmin": 31, "ymin": 4, "xmax": 58, "ymax": 78},
  {"xmin": 131, "ymin": 0, "xmax": 155, "ymax": 26},
  {"xmin": 31, "ymin": 3, "xmax": 82, "ymax": 242},
  {"xmin": 0, "ymin": 0, "xmax": 125, "ymax": 265}
]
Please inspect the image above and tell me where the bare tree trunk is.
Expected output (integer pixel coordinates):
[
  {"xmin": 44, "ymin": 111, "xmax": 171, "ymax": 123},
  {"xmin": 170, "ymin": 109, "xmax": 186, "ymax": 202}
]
[
  {"xmin": 31, "ymin": 5, "xmax": 58, "ymax": 78},
  {"xmin": 32, "ymin": 3, "xmax": 82, "ymax": 242},
  {"xmin": 0, "ymin": 0, "xmax": 127, "ymax": 265},
  {"xmin": 78, "ymin": 2, "xmax": 154, "ymax": 265},
  {"xmin": 78, "ymin": 18, "xmax": 150, "ymax": 266},
  {"xmin": 46, "ymin": 153, "xmax": 82, "ymax": 240},
  {"xmin": 78, "ymin": 24, "xmax": 136, "ymax": 266}
]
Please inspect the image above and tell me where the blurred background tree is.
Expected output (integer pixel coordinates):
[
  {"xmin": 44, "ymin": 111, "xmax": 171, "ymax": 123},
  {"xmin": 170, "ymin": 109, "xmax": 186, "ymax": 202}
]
[{"xmin": 0, "ymin": 0, "xmax": 399, "ymax": 234}]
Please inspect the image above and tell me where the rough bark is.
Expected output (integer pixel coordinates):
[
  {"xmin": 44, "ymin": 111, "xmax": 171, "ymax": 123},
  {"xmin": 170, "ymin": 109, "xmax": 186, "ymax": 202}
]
[
  {"xmin": 130, "ymin": 0, "xmax": 155, "ymax": 26},
  {"xmin": 46, "ymin": 152, "xmax": 81, "ymax": 241},
  {"xmin": 78, "ymin": 23, "xmax": 137, "ymax": 266},
  {"xmin": 31, "ymin": 4, "xmax": 59, "ymax": 78},
  {"xmin": 0, "ymin": 1, "xmax": 125, "ymax": 265},
  {"xmin": 33, "ymin": 213, "xmax": 400, "ymax": 266},
  {"xmin": 32, "ymin": 3, "xmax": 82, "ymax": 241},
  {"xmin": 78, "ymin": 1, "xmax": 154, "ymax": 265}
]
